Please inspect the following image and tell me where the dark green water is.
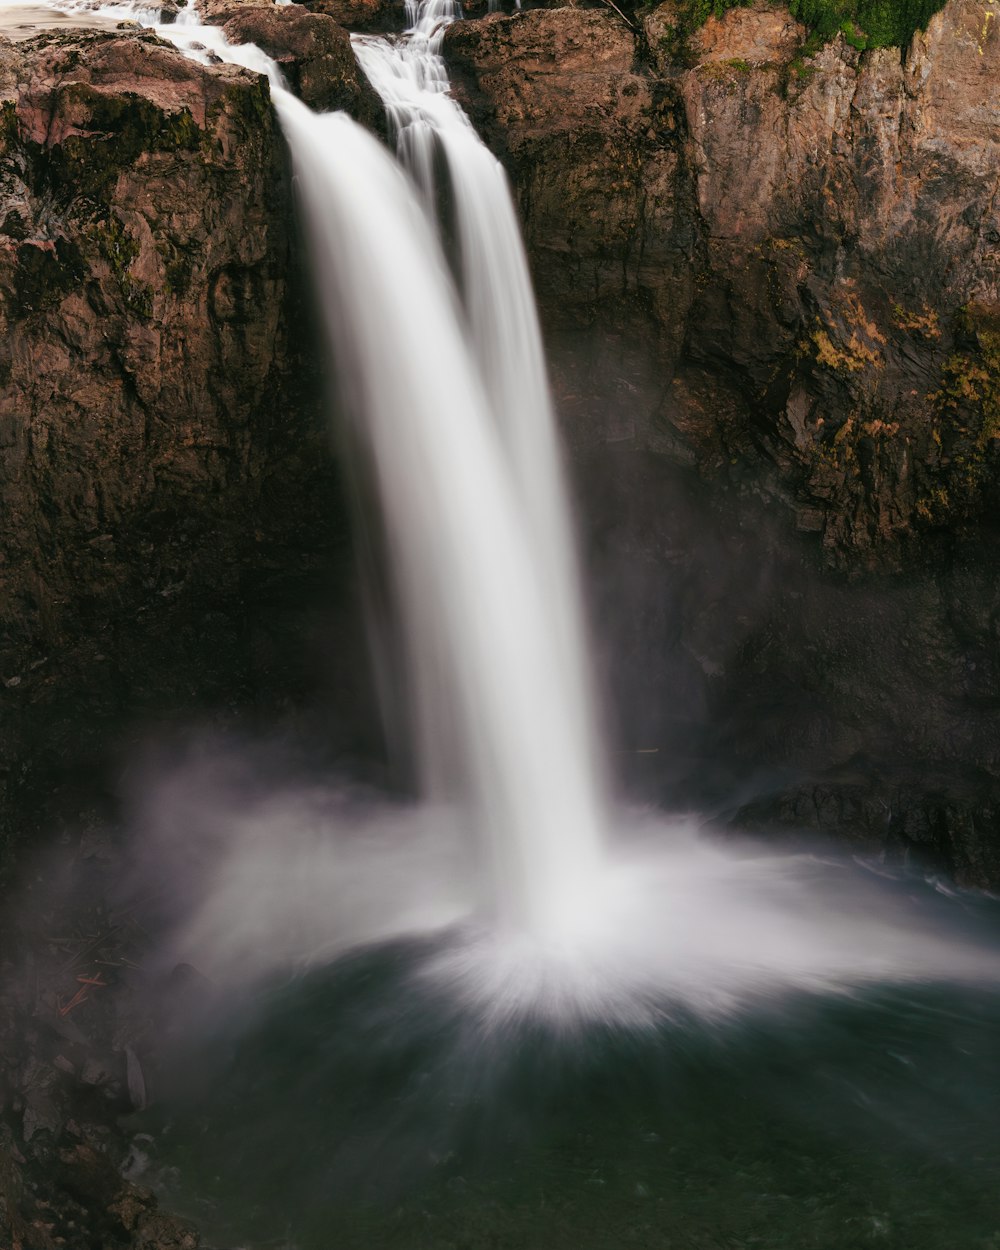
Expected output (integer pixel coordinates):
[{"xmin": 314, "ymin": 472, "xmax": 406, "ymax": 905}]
[{"xmin": 141, "ymin": 918, "xmax": 1000, "ymax": 1250}]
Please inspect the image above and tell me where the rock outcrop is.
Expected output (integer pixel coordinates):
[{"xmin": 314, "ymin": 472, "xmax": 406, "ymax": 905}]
[
  {"xmin": 0, "ymin": 23, "xmax": 373, "ymax": 874},
  {"xmin": 219, "ymin": 5, "xmax": 385, "ymax": 116},
  {"xmin": 203, "ymin": 0, "xmax": 403, "ymax": 31},
  {"xmin": 446, "ymin": 0, "xmax": 1000, "ymax": 565},
  {"xmin": 303, "ymin": 0, "xmax": 399, "ymax": 33},
  {"xmin": 446, "ymin": 0, "xmax": 1000, "ymax": 879},
  {"xmin": 0, "ymin": 30, "xmax": 291, "ymax": 653}
]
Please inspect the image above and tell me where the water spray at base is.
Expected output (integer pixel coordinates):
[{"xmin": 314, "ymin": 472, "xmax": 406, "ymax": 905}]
[{"xmin": 128, "ymin": 743, "xmax": 1000, "ymax": 1030}]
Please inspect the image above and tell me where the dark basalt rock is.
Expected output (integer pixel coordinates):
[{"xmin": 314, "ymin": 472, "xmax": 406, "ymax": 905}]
[
  {"xmin": 220, "ymin": 6, "xmax": 385, "ymax": 119},
  {"xmin": 0, "ymin": 28, "xmax": 352, "ymax": 879},
  {"xmin": 445, "ymin": 0, "xmax": 1000, "ymax": 880}
]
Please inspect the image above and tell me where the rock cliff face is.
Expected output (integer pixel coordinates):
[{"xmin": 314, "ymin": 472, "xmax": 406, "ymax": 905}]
[
  {"xmin": 0, "ymin": 30, "xmax": 290, "ymax": 654},
  {"xmin": 0, "ymin": 17, "xmax": 350, "ymax": 1248},
  {"xmin": 446, "ymin": 0, "xmax": 1000, "ymax": 562},
  {"xmin": 445, "ymin": 0, "xmax": 1000, "ymax": 878},
  {"xmin": 0, "ymin": 20, "xmax": 379, "ymax": 872}
]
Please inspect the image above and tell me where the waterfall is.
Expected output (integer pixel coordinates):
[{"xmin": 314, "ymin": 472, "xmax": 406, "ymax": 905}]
[
  {"xmin": 24, "ymin": 0, "xmax": 1000, "ymax": 1021},
  {"xmin": 345, "ymin": 4, "xmax": 609, "ymax": 931},
  {"xmin": 151, "ymin": 0, "xmax": 608, "ymax": 936},
  {"xmin": 351, "ymin": 9, "xmax": 605, "ymax": 807},
  {"xmin": 278, "ymin": 94, "xmax": 607, "ymax": 936}
]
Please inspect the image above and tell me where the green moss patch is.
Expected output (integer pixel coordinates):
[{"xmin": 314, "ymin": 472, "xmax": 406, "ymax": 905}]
[
  {"xmin": 664, "ymin": 0, "xmax": 943, "ymax": 55},
  {"xmin": 33, "ymin": 85, "xmax": 202, "ymax": 208},
  {"xmin": 789, "ymin": 0, "xmax": 943, "ymax": 49},
  {"xmin": 11, "ymin": 237, "xmax": 85, "ymax": 316},
  {"xmin": 93, "ymin": 215, "xmax": 154, "ymax": 319}
]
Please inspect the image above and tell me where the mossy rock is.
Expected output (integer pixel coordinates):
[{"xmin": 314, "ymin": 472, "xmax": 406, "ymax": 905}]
[
  {"xmin": 11, "ymin": 238, "xmax": 86, "ymax": 316},
  {"xmin": 669, "ymin": 0, "xmax": 945, "ymax": 51},
  {"xmin": 30, "ymin": 85, "xmax": 203, "ymax": 208}
]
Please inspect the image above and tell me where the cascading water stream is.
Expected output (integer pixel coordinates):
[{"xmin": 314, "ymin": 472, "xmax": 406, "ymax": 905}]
[
  {"xmin": 347, "ymin": 2, "xmax": 611, "ymax": 926},
  {"xmin": 275, "ymin": 97, "xmax": 608, "ymax": 938},
  {"xmin": 137, "ymin": 0, "xmax": 609, "ymax": 937},
  {"xmin": 351, "ymin": 8, "xmax": 606, "ymax": 817}
]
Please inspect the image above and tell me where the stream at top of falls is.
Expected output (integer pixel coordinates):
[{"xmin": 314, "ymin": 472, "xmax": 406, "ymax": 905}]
[{"xmin": 11, "ymin": 0, "xmax": 1000, "ymax": 1244}]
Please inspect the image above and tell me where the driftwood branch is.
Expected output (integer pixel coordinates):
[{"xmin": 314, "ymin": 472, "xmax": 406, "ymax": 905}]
[{"xmin": 596, "ymin": 0, "xmax": 636, "ymax": 29}]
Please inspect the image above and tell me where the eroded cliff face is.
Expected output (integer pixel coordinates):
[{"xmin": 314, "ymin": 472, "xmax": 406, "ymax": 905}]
[
  {"xmin": 445, "ymin": 0, "xmax": 1000, "ymax": 878},
  {"xmin": 446, "ymin": 0, "xmax": 1000, "ymax": 562},
  {"xmin": 0, "ymin": 19, "xmax": 381, "ymax": 871},
  {"xmin": 0, "ymin": 32, "xmax": 289, "ymax": 647}
]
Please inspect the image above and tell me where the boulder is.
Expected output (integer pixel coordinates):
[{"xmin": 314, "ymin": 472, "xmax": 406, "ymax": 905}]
[
  {"xmin": 304, "ymin": 0, "xmax": 400, "ymax": 34},
  {"xmin": 220, "ymin": 5, "xmax": 385, "ymax": 118}
]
